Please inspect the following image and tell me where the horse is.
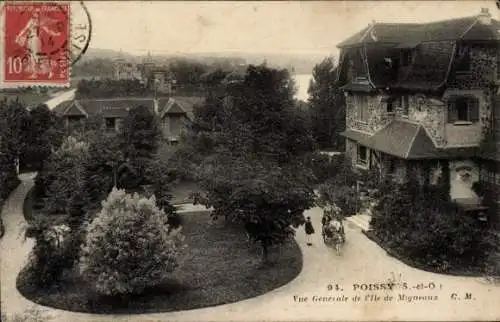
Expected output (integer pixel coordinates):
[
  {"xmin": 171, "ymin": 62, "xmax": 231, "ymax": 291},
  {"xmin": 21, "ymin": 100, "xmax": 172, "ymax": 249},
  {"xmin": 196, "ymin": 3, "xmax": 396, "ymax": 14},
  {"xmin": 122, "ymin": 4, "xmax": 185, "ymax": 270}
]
[{"xmin": 322, "ymin": 220, "xmax": 345, "ymax": 255}]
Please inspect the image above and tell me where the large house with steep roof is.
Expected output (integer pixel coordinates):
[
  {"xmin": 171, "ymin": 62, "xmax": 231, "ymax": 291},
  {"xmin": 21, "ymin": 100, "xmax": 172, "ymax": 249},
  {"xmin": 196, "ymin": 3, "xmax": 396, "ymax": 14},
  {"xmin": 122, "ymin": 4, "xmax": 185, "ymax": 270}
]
[
  {"xmin": 337, "ymin": 8, "xmax": 500, "ymax": 214},
  {"xmin": 54, "ymin": 96, "xmax": 204, "ymax": 142}
]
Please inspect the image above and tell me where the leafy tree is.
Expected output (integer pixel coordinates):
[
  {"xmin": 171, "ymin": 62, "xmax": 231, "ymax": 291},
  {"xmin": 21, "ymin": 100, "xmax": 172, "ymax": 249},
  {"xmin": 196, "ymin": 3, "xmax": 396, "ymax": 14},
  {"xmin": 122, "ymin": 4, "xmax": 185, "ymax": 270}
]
[
  {"xmin": 76, "ymin": 79, "xmax": 150, "ymax": 99},
  {"xmin": 0, "ymin": 98, "xmax": 30, "ymax": 172},
  {"xmin": 308, "ymin": 56, "xmax": 345, "ymax": 150},
  {"xmin": 192, "ymin": 64, "xmax": 317, "ymax": 262},
  {"xmin": 121, "ymin": 105, "xmax": 162, "ymax": 160},
  {"xmin": 196, "ymin": 156, "xmax": 315, "ymax": 262},
  {"xmin": 316, "ymin": 157, "xmax": 361, "ymax": 216},
  {"xmin": 41, "ymin": 137, "xmax": 89, "ymax": 214},
  {"xmin": 80, "ymin": 188, "xmax": 185, "ymax": 296},
  {"xmin": 168, "ymin": 59, "xmax": 208, "ymax": 85},
  {"xmin": 21, "ymin": 104, "xmax": 64, "ymax": 171},
  {"xmin": 80, "ymin": 131, "xmax": 124, "ymax": 214}
]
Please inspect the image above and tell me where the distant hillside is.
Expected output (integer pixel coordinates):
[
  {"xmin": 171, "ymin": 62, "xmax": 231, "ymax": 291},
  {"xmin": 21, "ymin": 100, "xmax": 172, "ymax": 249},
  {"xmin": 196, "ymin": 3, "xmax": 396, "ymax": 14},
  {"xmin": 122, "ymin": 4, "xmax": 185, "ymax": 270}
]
[
  {"xmin": 77, "ymin": 48, "xmax": 330, "ymax": 74},
  {"xmin": 77, "ymin": 48, "xmax": 136, "ymax": 63}
]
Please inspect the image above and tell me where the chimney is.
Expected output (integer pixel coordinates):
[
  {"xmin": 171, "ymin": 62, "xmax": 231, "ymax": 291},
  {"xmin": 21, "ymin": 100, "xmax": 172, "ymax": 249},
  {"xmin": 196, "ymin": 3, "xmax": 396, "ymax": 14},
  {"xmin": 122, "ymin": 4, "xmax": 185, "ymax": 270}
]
[{"xmin": 477, "ymin": 8, "xmax": 492, "ymax": 25}]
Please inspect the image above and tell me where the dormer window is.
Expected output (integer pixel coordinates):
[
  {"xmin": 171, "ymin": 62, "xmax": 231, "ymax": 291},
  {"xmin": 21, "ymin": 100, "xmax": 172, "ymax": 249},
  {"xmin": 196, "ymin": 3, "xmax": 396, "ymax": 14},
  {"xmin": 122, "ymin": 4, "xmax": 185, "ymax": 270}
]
[
  {"xmin": 455, "ymin": 44, "xmax": 470, "ymax": 72},
  {"xmin": 400, "ymin": 49, "xmax": 414, "ymax": 67}
]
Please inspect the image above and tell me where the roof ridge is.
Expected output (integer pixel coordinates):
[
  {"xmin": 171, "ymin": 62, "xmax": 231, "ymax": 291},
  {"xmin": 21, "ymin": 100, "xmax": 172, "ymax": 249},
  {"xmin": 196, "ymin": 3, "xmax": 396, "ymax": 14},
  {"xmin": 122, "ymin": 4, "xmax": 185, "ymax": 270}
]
[
  {"xmin": 438, "ymin": 42, "xmax": 457, "ymax": 89},
  {"xmin": 371, "ymin": 15, "xmax": 476, "ymax": 27},
  {"xmin": 405, "ymin": 124, "xmax": 424, "ymax": 158},
  {"xmin": 79, "ymin": 97, "xmax": 154, "ymax": 102},
  {"xmin": 418, "ymin": 123, "xmax": 441, "ymax": 149}
]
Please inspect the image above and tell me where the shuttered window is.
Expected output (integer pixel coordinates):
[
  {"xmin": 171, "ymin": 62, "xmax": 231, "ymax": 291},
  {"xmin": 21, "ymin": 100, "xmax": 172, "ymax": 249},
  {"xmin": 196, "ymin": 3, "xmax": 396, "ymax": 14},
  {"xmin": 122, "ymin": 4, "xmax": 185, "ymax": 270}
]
[{"xmin": 447, "ymin": 97, "xmax": 479, "ymax": 123}]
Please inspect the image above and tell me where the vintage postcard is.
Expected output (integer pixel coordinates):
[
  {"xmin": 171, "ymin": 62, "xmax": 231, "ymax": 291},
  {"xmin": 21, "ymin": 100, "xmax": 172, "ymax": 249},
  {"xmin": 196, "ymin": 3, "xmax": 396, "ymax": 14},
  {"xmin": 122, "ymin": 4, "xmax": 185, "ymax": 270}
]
[{"xmin": 1, "ymin": 1, "xmax": 500, "ymax": 321}]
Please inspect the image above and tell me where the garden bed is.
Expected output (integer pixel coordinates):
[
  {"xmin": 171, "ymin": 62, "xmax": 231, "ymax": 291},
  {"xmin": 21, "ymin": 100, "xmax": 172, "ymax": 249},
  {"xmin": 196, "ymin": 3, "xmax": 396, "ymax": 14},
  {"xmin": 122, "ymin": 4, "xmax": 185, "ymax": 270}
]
[
  {"xmin": 23, "ymin": 187, "xmax": 68, "ymax": 225},
  {"xmin": 363, "ymin": 230, "xmax": 486, "ymax": 277},
  {"xmin": 17, "ymin": 211, "xmax": 303, "ymax": 314}
]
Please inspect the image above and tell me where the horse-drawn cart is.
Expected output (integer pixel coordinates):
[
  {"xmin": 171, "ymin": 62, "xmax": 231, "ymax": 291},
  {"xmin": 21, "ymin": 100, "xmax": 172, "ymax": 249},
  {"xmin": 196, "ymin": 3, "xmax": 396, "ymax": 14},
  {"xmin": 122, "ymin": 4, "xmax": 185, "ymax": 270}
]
[{"xmin": 322, "ymin": 205, "xmax": 346, "ymax": 255}]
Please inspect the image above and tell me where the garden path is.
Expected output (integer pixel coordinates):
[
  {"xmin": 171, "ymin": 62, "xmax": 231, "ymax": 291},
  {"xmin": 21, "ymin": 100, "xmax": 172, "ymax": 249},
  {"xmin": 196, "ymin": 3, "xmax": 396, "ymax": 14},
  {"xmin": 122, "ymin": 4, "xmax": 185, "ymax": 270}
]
[{"xmin": 1, "ymin": 174, "xmax": 500, "ymax": 321}]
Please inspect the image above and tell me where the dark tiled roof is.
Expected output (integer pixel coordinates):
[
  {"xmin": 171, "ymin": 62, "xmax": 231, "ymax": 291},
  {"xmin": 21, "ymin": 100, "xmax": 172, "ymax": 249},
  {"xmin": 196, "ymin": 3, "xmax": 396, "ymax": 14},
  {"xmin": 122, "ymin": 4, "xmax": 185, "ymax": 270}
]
[
  {"xmin": 460, "ymin": 19, "xmax": 500, "ymax": 41},
  {"xmin": 52, "ymin": 100, "xmax": 73, "ymax": 115},
  {"xmin": 341, "ymin": 129, "xmax": 372, "ymax": 146},
  {"xmin": 64, "ymin": 101, "xmax": 88, "ymax": 117},
  {"xmin": 54, "ymin": 98, "xmax": 156, "ymax": 118},
  {"xmin": 78, "ymin": 98, "xmax": 155, "ymax": 118},
  {"xmin": 339, "ymin": 83, "xmax": 375, "ymax": 92},
  {"xmin": 337, "ymin": 15, "xmax": 500, "ymax": 48},
  {"xmin": 365, "ymin": 45, "xmax": 397, "ymax": 87},
  {"xmin": 337, "ymin": 26, "xmax": 371, "ymax": 48},
  {"xmin": 391, "ymin": 41, "xmax": 455, "ymax": 90},
  {"xmin": 158, "ymin": 96, "xmax": 205, "ymax": 120},
  {"xmin": 342, "ymin": 121, "xmax": 477, "ymax": 160},
  {"xmin": 369, "ymin": 121, "xmax": 420, "ymax": 158}
]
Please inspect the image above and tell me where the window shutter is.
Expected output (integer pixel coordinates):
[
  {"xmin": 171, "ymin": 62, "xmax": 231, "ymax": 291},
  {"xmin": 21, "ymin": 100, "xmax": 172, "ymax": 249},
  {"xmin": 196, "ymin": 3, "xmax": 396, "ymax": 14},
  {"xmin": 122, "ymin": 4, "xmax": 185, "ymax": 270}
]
[
  {"xmin": 447, "ymin": 101, "xmax": 457, "ymax": 123},
  {"xmin": 469, "ymin": 99, "xmax": 479, "ymax": 122}
]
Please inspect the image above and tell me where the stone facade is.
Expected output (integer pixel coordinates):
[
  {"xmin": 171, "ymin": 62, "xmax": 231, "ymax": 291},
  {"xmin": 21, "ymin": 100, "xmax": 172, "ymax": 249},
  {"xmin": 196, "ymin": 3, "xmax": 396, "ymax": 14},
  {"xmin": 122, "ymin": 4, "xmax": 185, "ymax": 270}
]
[
  {"xmin": 377, "ymin": 153, "xmax": 407, "ymax": 184},
  {"xmin": 442, "ymin": 88, "xmax": 493, "ymax": 147},
  {"xmin": 448, "ymin": 45, "xmax": 498, "ymax": 89},
  {"xmin": 404, "ymin": 94, "xmax": 447, "ymax": 147},
  {"xmin": 346, "ymin": 89, "xmax": 493, "ymax": 148},
  {"xmin": 345, "ymin": 93, "xmax": 393, "ymax": 134},
  {"xmin": 345, "ymin": 139, "xmax": 359, "ymax": 168}
]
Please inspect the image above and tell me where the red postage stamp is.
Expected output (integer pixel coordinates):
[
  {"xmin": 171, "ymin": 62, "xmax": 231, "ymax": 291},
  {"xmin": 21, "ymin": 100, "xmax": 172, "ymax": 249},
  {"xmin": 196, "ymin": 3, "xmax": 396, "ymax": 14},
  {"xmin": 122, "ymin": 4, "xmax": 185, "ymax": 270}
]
[{"xmin": 1, "ymin": 2, "xmax": 70, "ymax": 87}]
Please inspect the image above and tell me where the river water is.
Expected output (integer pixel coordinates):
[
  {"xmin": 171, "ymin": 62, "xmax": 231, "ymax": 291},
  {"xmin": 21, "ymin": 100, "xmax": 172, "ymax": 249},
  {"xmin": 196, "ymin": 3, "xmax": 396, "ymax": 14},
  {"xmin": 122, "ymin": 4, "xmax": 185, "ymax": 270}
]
[{"xmin": 294, "ymin": 74, "xmax": 312, "ymax": 102}]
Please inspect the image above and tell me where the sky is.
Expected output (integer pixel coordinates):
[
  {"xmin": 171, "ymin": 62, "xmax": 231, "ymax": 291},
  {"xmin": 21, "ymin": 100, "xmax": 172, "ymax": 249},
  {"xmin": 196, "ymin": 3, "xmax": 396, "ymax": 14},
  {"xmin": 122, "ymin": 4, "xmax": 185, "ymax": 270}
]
[{"xmin": 85, "ymin": 1, "xmax": 499, "ymax": 57}]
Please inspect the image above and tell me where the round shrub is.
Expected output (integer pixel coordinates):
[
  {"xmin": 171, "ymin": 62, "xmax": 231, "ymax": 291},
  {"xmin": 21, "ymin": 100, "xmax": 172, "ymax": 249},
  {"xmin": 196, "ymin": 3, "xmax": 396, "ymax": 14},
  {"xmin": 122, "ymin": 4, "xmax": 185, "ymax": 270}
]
[
  {"xmin": 79, "ymin": 188, "xmax": 185, "ymax": 296},
  {"xmin": 24, "ymin": 221, "xmax": 73, "ymax": 287}
]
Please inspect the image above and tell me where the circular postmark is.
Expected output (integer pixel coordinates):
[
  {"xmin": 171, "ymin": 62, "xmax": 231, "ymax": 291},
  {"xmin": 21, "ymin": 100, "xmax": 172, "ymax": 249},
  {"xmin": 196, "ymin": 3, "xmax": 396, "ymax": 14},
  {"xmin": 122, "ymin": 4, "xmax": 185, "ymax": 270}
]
[{"xmin": 69, "ymin": 1, "xmax": 92, "ymax": 65}]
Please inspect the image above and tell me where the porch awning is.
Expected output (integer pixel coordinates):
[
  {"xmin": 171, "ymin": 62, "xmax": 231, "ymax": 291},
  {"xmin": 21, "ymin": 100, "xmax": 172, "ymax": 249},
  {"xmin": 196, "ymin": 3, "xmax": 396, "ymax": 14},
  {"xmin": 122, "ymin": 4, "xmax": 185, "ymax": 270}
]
[
  {"xmin": 340, "ymin": 130, "xmax": 372, "ymax": 147},
  {"xmin": 342, "ymin": 121, "xmax": 477, "ymax": 160},
  {"xmin": 340, "ymin": 83, "xmax": 376, "ymax": 92}
]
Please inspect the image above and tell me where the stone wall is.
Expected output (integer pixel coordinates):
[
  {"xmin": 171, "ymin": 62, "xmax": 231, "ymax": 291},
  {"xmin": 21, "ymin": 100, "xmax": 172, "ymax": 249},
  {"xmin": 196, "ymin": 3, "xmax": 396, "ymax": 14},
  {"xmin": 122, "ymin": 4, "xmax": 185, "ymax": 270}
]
[
  {"xmin": 345, "ymin": 139, "xmax": 358, "ymax": 168},
  {"xmin": 442, "ymin": 88, "xmax": 492, "ymax": 147},
  {"xmin": 402, "ymin": 94, "xmax": 447, "ymax": 147},
  {"xmin": 447, "ymin": 45, "xmax": 498, "ymax": 89},
  {"xmin": 389, "ymin": 88, "xmax": 493, "ymax": 148},
  {"xmin": 346, "ymin": 93, "xmax": 393, "ymax": 134}
]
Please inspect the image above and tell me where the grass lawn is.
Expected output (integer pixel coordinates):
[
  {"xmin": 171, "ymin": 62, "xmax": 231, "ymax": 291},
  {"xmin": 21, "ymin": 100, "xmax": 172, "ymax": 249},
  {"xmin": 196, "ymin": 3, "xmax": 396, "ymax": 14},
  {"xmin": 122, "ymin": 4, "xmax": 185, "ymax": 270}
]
[
  {"xmin": 171, "ymin": 181, "xmax": 200, "ymax": 204},
  {"xmin": 17, "ymin": 212, "xmax": 303, "ymax": 314},
  {"xmin": 363, "ymin": 230, "xmax": 487, "ymax": 277}
]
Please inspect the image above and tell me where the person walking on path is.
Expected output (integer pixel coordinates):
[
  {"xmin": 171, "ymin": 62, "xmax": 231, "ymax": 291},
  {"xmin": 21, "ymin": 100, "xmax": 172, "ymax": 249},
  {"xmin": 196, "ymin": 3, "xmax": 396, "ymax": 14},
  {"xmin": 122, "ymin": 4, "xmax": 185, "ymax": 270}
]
[{"xmin": 304, "ymin": 216, "xmax": 315, "ymax": 246}]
